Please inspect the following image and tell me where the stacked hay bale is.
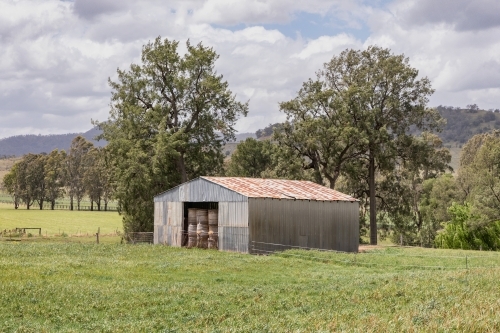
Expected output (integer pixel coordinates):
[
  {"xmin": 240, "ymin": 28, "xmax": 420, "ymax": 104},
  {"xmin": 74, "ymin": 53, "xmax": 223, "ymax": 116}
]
[
  {"xmin": 196, "ymin": 209, "xmax": 209, "ymax": 248},
  {"xmin": 208, "ymin": 209, "xmax": 218, "ymax": 249},
  {"xmin": 187, "ymin": 208, "xmax": 198, "ymax": 248}
]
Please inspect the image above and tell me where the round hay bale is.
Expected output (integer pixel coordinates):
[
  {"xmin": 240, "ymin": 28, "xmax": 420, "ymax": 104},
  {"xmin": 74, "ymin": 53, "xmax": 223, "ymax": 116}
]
[
  {"xmin": 208, "ymin": 236, "xmax": 218, "ymax": 249},
  {"xmin": 188, "ymin": 224, "xmax": 197, "ymax": 237},
  {"xmin": 208, "ymin": 225, "xmax": 218, "ymax": 235},
  {"xmin": 187, "ymin": 237, "xmax": 197, "ymax": 248},
  {"xmin": 208, "ymin": 209, "xmax": 218, "ymax": 225},
  {"xmin": 197, "ymin": 235, "xmax": 209, "ymax": 248},
  {"xmin": 196, "ymin": 209, "xmax": 208, "ymax": 225},
  {"xmin": 197, "ymin": 223, "xmax": 209, "ymax": 237},
  {"xmin": 188, "ymin": 208, "xmax": 198, "ymax": 225}
]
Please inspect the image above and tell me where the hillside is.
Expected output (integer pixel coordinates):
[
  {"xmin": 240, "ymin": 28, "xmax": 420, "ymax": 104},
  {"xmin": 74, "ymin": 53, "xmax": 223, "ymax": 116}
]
[
  {"xmin": 0, "ymin": 128, "xmax": 255, "ymax": 157},
  {"xmin": 1, "ymin": 106, "xmax": 498, "ymax": 159},
  {"xmin": 0, "ymin": 128, "xmax": 106, "ymax": 156},
  {"xmin": 425, "ymin": 105, "xmax": 500, "ymax": 146}
]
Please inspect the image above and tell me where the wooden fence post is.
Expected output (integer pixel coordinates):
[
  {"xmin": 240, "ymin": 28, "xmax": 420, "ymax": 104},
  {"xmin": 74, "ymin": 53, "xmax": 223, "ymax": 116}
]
[{"xmin": 96, "ymin": 227, "xmax": 100, "ymax": 244}]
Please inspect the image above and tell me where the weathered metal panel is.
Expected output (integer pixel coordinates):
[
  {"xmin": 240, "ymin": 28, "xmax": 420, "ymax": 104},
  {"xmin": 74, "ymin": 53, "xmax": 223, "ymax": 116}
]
[
  {"xmin": 154, "ymin": 202, "xmax": 161, "ymax": 226},
  {"xmin": 154, "ymin": 178, "xmax": 247, "ymax": 202},
  {"xmin": 155, "ymin": 225, "xmax": 164, "ymax": 244},
  {"xmin": 218, "ymin": 202, "xmax": 248, "ymax": 227},
  {"xmin": 166, "ymin": 201, "xmax": 183, "ymax": 227},
  {"xmin": 248, "ymin": 198, "xmax": 359, "ymax": 253},
  {"xmin": 154, "ymin": 224, "xmax": 159, "ymax": 244},
  {"xmin": 219, "ymin": 226, "xmax": 249, "ymax": 253}
]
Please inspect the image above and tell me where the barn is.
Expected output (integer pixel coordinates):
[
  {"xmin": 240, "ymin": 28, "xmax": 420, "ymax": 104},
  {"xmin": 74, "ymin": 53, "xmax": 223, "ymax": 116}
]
[{"xmin": 153, "ymin": 177, "xmax": 359, "ymax": 253}]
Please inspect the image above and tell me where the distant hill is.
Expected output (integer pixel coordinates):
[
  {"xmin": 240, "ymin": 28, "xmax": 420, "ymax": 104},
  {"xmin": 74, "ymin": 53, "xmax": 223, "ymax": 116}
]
[
  {"xmin": 0, "ymin": 129, "xmax": 256, "ymax": 157},
  {"xmin": 3, "ymin": 105, "xmax": 498, "ymax": 158},
  {"xmin": 435, "ymin": 106, "xmax": 500, "ymax": 145},
  {"xmin": 0, "ymin": 128, "xmax": 106, "ymax": 156}
]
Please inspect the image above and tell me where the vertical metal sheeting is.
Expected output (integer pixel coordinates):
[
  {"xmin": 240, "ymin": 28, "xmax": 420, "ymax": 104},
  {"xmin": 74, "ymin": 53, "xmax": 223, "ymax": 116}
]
[
  {"xmin": 208, "ymin": 209, "xmax": 218, "ymax": 249},
  {"xmin": 248, "ymin": 198, "xmax": 359, "ymax": 253},
  {"xmin": 218, "ymin": 202, "xmax": 249, "ymax": 253}
]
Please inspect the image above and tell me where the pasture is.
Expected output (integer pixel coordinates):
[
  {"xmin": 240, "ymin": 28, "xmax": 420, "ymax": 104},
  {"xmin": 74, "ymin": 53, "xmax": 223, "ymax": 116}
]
[
  {"xmin": 1, "ymin": 243, "xmax": 500, "ymax": 332},
  {"xmin": 0, "ymin": 203, "xmax": 122, "ymax": 238}
]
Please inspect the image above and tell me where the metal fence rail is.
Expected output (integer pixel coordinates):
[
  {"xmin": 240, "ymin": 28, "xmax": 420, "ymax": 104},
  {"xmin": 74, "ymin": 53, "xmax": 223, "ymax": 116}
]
[
  {"xmin": 0, "ymin": 199, "xmax": 118, "ymax": 211},
  {"xmin": 125, "ymin": 232, "xmax": 154, "ymax": 244},
  {"xmin": 250, "ymin": 241, "xmax": 500, "ymax": 270}
]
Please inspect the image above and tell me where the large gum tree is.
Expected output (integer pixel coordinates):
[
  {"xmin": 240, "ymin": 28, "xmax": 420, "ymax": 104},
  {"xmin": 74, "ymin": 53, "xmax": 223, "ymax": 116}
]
[
  {"xmin": 278, "ymin": 46, "xmax": 442, "ymax": 245},
  {"xmin": 97, "ymin": 37, "xmax": 248, "ymax": 232}
]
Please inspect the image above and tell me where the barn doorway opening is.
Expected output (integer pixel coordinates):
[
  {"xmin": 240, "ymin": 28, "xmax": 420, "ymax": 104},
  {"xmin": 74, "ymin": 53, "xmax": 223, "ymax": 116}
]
[{"xmin": 182, "ymin": 202, "xmax": 218, "ymax": 247}]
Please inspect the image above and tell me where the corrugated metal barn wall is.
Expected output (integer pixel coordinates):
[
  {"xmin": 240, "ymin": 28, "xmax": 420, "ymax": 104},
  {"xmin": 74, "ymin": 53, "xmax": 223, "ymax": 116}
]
[
  {"xmin": 154, "ymin": 178, "xmax": 250, "ymax": 251},
  {"xmin": 248, "ymin": 198, "xmax": 359, "ymax": 253},
  {"xmin": 154, "ymin": 201, "xmax": 183, "ymax": 246}
]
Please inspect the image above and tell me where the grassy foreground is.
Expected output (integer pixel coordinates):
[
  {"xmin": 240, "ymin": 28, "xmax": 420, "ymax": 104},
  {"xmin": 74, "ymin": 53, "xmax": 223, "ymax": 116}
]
[
  {"xmin": 1, "ymin": 244, "xmax": 500, "ymax": 332},
  {"xmin": 0, "ymin": 203, "xmax": 122, "ymax": 236}
]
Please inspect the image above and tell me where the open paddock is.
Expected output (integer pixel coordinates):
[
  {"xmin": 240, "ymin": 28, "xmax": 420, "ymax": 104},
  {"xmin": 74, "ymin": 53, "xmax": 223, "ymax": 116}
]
[{"xmin": 1, "ymin": 243, "xmax": 500, "ymax": 332}]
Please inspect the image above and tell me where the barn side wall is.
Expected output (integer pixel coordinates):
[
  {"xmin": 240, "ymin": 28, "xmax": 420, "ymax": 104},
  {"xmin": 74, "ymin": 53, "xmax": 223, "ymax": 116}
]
[
  {"xmin": 218, "ymin": 202, "xmax": 249, "ymax": 253},
  {"xmin": 248, "ymin": 198, "xmax": 359, "ymax": 253},
  {"xmin": 154, "ymin": 201, "xmax": 183, "ymax": 246}
]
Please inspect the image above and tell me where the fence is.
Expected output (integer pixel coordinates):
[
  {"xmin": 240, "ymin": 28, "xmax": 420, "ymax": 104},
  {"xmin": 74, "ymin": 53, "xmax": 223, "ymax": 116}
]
[
  {"xmin": 0, "ymin": 199, "xmax": 118, "ymax": 211},
  {"xmin": 250, "ymin": 241, "xmax": 500, "ymax": 270},
  {"xmin": 125, "ymin": 232, "xmax": 154, "ymax": 244}
]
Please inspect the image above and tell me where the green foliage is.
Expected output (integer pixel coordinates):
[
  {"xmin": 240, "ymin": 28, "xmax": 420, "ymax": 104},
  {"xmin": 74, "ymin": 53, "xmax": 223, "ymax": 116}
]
[
  {"xmin": 225, "ymin": 138, "xmax": 274, "ymax": 177},
  {"xmin": 44, "ymin": 149, "xmax": 66, "ymax": 210},
  {"xmin": 97, "ymin": 37, "xmax": 248, "ymax": 232},
  {"xmin": 277, "ymin": 46, "xmax": 442, "ymax": 245},
  {"xmin": 457, "ymin": 131, "xmax": 500, "ymax": 223},
  {"xmin": 66, "ymin": 136, "xmax": 94, "ymax": 210},
  {"xmin": 1, "ymin": 244, "xmax": 500, "ymax": 332},
  {"xmin": 255, "ymin": 123, "xmax": 282, "ymax": 138},
  {"xmin": 435, "ymin": 203, "xmax": 500, "ymax": 250}
]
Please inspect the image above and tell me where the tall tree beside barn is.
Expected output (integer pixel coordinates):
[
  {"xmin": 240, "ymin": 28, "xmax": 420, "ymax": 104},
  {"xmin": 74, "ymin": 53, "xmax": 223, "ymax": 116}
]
[
  {"xmin": 278, "ymin": 46, "xmax": 443, "ymax": 245},
  {"xmin": 96, "ymin": 37, "xmax": 248, "ymax": 232}
]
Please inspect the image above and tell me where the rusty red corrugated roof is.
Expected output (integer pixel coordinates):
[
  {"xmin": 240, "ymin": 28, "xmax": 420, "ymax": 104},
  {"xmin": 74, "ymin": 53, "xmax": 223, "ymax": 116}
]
[{"xmin": 201, "ymin": 177, "xmax": 358, "ymax": 201}]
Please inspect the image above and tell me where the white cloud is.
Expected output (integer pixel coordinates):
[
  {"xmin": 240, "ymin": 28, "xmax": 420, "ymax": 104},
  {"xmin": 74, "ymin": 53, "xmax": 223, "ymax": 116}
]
[
  {"xmin": 1, "ymin": 0, "xmax": 500, "ymax": 138},
  {"xmin": 294, "ymin": 34, "xmax": 362, "ymax": 59}
]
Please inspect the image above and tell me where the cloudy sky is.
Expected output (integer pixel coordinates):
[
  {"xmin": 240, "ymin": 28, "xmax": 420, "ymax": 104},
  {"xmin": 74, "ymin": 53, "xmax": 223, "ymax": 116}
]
[{"xmin": 1, "ymin": 0, "xmax": 499, "ymax": 139}]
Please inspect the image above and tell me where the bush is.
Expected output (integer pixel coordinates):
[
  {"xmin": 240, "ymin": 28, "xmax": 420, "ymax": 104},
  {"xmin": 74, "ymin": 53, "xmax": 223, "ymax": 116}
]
[{"xmin": 435, "ymin": 203, "xmax": 500, "ymax": 250}]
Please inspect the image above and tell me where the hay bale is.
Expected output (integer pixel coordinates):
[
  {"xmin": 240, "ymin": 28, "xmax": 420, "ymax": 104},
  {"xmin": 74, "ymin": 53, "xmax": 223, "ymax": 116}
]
[
  {"xmin": 208, "ymin": 209, "xmax": 218, "ymax": 225},
  {"xmin": 188, "ymin": 208, "xmax": 198, "ymax": 225}
]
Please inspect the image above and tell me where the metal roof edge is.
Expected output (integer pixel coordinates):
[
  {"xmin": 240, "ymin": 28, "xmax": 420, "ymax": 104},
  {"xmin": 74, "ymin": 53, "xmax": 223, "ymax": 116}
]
[{"xmin": 153, "ymin": 177, "xmax": 203, "ymax": 198}]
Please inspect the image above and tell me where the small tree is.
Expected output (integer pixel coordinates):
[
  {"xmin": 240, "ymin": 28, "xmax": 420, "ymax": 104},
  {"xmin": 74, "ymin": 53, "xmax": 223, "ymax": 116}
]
[
  {"xmin": 2, "ymin": 164, "xmax": 20, "ymax": 209},
  {"xmin": 44, "ymin": 149, "xmax": 66, "ymax": 210}
]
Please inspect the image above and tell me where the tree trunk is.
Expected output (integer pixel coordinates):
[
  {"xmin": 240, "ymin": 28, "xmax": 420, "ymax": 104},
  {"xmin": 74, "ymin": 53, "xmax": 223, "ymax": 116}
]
[
  {"xmin": 97, "ymin": 199, "xmax": 101, "ymax": 211},
  {"xmin": 90, "ymin": 201, "xmax": 94, "ymax": 211},
  {"xmin": 27, "ymin": 202, "xmax": 30, "ymax": 210},
  {"xmin": 177, "ymin": 154, "xmax": 188, "ymax": 183},
  {"xmin": 39, "ymin": 199, "xmax": 43, "ymax": 210},
  {"xmin": 70, "ymin": 195, "xmax": 74, "ymax": 211},
  {"xmin": 369, "ymin": 152, "xmax": 377, "ymax": 245},
  {"xmin": 51, "ymin": 200, "xmax": 55, "ymax": 210},
  {"xmin": 104, "ymin": 201, "xmax": 108, "ymax": 211}
]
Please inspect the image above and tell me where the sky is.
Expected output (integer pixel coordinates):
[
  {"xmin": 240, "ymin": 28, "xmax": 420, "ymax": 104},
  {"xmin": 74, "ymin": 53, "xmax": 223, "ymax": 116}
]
[{"xmin": 1, "ymin": 0, "xmax": 500, "ymax": 139}]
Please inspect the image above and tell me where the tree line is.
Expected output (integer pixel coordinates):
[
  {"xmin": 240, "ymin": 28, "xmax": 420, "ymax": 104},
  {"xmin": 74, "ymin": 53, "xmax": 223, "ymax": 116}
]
[
  {"xmin": 83, "ymin": 36, "xmax": 499, "ymax": 249},
  {"xmin": 2, "ymin": 136, "xmax": 113, "ymax": 211}
]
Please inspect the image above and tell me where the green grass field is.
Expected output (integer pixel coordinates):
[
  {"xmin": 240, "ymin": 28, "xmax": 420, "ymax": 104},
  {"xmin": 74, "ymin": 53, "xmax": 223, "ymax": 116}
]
[
  {"xmin": 1, "ymin": 243, "xmax": 500, "ymax": 332},
  {"xmin": 0, "ymin": 203, "xmax": 122, "ymax": 236}
]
